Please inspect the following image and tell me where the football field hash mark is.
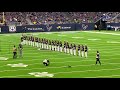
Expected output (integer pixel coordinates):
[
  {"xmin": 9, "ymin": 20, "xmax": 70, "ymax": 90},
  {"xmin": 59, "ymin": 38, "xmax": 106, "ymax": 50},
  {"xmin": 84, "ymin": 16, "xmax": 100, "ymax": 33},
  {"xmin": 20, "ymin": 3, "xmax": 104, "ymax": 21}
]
[
  {"xmin": 45, "ymin": 32, "xmax": 52, "ymax": 34},
  {"xmin": 107, "ymin": 41, "xmax": 120, "ymax": 43},
  {"xmin": 72, "ymin": 37, "xmax": 84, "ymax": 39},
  {"xmin": 7, "ymin": 63, "xmax": 28, "ymax": 67},
  {"xmin": 28, "ymin": 72, "xmax": 54, "ymax": 77},
  {"xmin": 84, "ymin": 31, "xmax": 120, "ymax": 36},
  {"xmin": 58, "ymin": 35, "xmax": 66, "ymax": 36},
  {"xmin": 88, "ymin": 39, "xmax": 101, "ymax": 41},
  {"xmin": 0, "ymin": 57, "xmax": 8, "ymax": 60}
]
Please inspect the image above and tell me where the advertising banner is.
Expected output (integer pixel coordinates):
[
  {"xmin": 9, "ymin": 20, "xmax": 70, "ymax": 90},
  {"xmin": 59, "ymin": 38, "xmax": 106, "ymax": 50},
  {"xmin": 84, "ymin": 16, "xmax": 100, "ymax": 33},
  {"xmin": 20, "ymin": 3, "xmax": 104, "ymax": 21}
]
[{"xmin": 9, "ymin": 25, "xmax": 16, "ymax": 32}]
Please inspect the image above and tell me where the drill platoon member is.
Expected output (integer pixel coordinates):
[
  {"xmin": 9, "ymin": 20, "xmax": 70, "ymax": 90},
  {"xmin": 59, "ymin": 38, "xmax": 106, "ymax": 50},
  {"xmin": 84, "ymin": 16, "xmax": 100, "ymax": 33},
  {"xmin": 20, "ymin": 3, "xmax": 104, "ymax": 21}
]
[
  {"xmin": 36, "ymin": 37, "xmax": 39, "ymax": 47},
  {"xmin": 60, "ymin": 41, "xmax": 62, "ymax": 52},
  {"xmin": 28, "ymin": 36, "xmax": 30, "ymax": 46},
  {"xmin": 67, "ymin": 42, "xmax": 70, "ymax": 54},
  {"xmin": 57, "ymin": 40, "xmax": 59, "ymax": 51},
  {"xmin": 41, "ymin": 38, "xmax": 43, "ymax": 49},
  {"xmin": 81, "ymin": 45, "xmax": 84, "ymax": 57},
  {"xmin": 20, "ymin": 34, "xmax": 24, "ymax": 45},
  {"xmin": 55, "ymin": 40, "xmax": 57, "ymax": 51},
  {"xmin": 73, "ymin": 44, "xmax": 76, "ymax": 56},
  {"xmin": 49, "ymin": 40, "xmax": 51, "ymax": 50},
  {"xmin": 51, "ymin": 40, "xmax": 53, "ymax": 51},
  {"xmin": 84, "ymin": 45, "xmax": 88, "ymax": 58},
  {"xmin": 78, "ymin": 44, "xmax": 81, "ymax": 56},
  {"xmin": 29, "ymin": 36, "xmax": 32, "ymax": 46},
  {"xmin": 70, "ymin": 43, "xmax": 73, "ymax": 55},
  {"xmin": 46, "ymin": 39, "xmax": 49, "ymax": 50}
]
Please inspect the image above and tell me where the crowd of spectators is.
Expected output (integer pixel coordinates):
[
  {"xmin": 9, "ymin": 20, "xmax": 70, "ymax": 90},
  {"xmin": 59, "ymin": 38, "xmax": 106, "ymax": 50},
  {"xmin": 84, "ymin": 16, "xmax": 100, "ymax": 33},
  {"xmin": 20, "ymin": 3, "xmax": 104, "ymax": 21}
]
[{"xmin": 0, "ymin": 12, "xmax": 119, "ymax": 26}]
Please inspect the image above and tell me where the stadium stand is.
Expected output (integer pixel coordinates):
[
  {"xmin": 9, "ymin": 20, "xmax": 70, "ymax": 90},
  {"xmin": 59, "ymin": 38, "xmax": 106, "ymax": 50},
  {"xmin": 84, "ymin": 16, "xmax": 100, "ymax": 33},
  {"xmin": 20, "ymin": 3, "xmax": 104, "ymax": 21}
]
[{"xmin": 0, "ymin": 12, "xmax": 120, "ymax": 26}]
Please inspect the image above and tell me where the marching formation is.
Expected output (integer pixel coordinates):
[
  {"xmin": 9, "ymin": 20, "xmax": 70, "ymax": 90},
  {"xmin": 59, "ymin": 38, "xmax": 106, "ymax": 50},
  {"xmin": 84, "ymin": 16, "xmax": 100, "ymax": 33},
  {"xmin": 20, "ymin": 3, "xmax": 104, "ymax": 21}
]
[{"xmin": 21, "ymin": 34, "xmax": 88, "ymax": 58}]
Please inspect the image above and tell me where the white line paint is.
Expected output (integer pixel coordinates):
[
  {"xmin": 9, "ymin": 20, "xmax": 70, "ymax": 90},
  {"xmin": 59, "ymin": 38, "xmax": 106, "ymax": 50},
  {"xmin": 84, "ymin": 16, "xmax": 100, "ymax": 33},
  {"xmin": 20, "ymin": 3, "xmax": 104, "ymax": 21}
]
[
  {"xmin": 28, "ymin": 62, "xmax": 120, "ymax": 66},
  {"xmin": 0, "ymin": 75, "xmax": 31, "ymax": 78},
  {"xmin": 53, "ymin": 67, "xmax": 120, "ymax": 75},
  {"xmin": 0, "ymin": 57, "xmax": 9, "ymax": 60},
  {"xmin": 3, "ymin": 55, "xmax": 119, "ymax": 62},
  {"xmin": 58, "ymin": 35, "xmax": 66, "ymax": 36},
  {"xmin": 0, "ymin": 62, "xmax": 120, "ymax": 74},
  {"xmin": 84, "ymin": 75, "xmax": 120, "ymax": 78},
  {"xmin": 107, "ymin": 41, "xmax": 120, "ymax": 43},
  {"xmin": 0, "ymin": 60, "xmax": 90, "ymax": 68},
  {"xmin": 21, "ymin": 53, "xmax": 120, "ymax": 57},
  {"xmin": 84, "ymin": 31, "xmax": 120, "ymax": 36},
  {"xmin": 1, "ymin": 64, "xmax": 120, "ymax": 78},
  {"xmin": 61, "ymin": 31, "xmax": 80, "ymax": 33},
  {"xmin": 72, "ymin": 37, "xmax": 84, "ymax": 39},
  {"xmin": 88, "ymin": 39, "xmax": 101, "ymax": 41}
]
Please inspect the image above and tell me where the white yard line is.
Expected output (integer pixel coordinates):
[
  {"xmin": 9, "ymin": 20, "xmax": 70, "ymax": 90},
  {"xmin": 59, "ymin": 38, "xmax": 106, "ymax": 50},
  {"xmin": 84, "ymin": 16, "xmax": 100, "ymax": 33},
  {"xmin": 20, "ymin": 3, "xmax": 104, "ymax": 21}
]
[
  {"xmin": 0, "ymin": 57, "xmax": 117, "ymax": 63},
  {"xmin": 28, "ymin": 62, "xmax": 120, "ymax": 67},
  {"xmin": 14, "ymin": 53, "xmax": 120, "ymax": 57},
  {"xmin": 72, "ymin": 37, "xmax": 84, "ymax": 39},
  {"xmin": 0, "ymin": 61, "xmax": 86, "ymax": 68},
  {"xmin": 84, "ymin": 75, "xmax": 120, "ymax": 78},
  {"xmin": 53, "ymin": 67, "xmax": 120, "ymax": 75},
  {"xmin": 58, "ymin": 35, "xmax": 66, "ymax": 36},
  {"xmin": 1, "ymin": 64, "xmax": 120, "ymax": 78},
  {"xmin": 0, "ymin": 62, "xmax": 120, "ymax": 73},
  {"xmin": 84, "ymin": 31, "xmax": 120, "ymax": 36},
  {"xmin": 0, "ymin": 75, "xmax": 31, "ymax": 78}
]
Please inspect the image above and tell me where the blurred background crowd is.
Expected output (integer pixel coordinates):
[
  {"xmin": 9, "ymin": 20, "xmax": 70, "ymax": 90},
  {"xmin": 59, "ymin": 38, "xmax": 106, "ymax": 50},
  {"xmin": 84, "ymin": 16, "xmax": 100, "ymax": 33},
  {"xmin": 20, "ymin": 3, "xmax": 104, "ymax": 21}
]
[{"xmin": 0, "ymin": 12, "xmax": 119, "ymax": 26}]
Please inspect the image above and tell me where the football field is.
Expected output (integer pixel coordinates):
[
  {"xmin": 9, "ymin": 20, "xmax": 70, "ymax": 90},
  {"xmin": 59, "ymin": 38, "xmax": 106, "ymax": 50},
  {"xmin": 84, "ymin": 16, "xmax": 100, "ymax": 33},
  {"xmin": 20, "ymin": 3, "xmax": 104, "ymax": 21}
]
[{"xmin": 0, "ymin": 30, "xmax": 120, "ymax": 78}]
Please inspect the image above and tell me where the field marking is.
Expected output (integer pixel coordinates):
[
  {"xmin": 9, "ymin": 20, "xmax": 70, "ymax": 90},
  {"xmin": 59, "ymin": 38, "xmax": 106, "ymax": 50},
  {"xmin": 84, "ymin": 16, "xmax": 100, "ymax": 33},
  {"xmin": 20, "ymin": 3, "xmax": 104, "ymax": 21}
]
[
  {"xmin": 88, "ymin": 39, "xmax": 101, "ymax": 41},
  {"xmin": 7, "ymin": 63, "xmax": 28, "ymax": 67},
  {"xmin": 0, "ymin": 54, "xmax": 119, "ymax": 62},
  {"xmin": 58, "ymin": 35, "xmax": 66, "ymax": 36},
  {"xmin": 1, "ymin": 44, "xmax": 120, "ymax": 48},
  {"xmin": 60, "ymin": 31, "xmax": 79, "ymax": 34},
  {"xmin": 4, "ymin": 35, "xmax": 11, "ymax": 36},
  {"xmin": 84, "ymin": 75, "xmax": 120, "ymax": 78},
  {"xmin": 26, "ymin": 62, "xmax": 120, "ymax": 67},
  {"xmin": 0, "ymin": 57, "xmax": 9, "ymax": 60},
  {"xmin": 1, "ymin": 53, "xmax": 120, "ymax": 61},
  {"xmin": 1, "ymin": 64, "xmax": 120, "ymax": 78},
  {"xmin": 52, "ymin": 67, "xmax": 120, "ymax": 76},
  {"xmin": 28, "ymin": 72, "xmax": 54, "ymax": 77},
  {"xmin": 84, "ymin": 31, "xmax": 120, "ymax": 36},
  {"xmin": 53, "ymin": 67, "xmax": 120, "ymax": 74},
  {"xmin": 0, "ymin": 60, "xmax": 89, "ymax": 68},
  {"xmin": 20, "ymin": 53, "xmax": 120, "ymax": 57},
  {"xmin": 72, "ymin": 37, "xmax": 84, "ymax": 39},
  {"xmin": 0, "ymin": 75, "xmax": 31, "ymax": 78},
  {"xmin": 0, "ymin": 62, "xmax": 120, "ymax": 74},
  {"xmin": 107, "ymin": 41, "xmax": 120, "ymax": 43},
  {"xmin": 2, "ymin": 47, "xmax": 119, "ymax": 51},
  {"xmin": 0, "ymin": 56, "xmax": 118, "ymax": 63}
]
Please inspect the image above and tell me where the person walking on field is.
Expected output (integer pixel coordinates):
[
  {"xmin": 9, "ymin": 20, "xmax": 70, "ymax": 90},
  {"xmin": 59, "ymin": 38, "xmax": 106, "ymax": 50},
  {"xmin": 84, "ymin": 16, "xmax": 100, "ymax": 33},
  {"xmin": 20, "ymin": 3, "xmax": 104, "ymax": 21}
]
[
  {"xmin": 95, "ymin": 51, "xmax": 101, "ymax": 65},
  {"xmin": 13, "ymin": 45, "xmax": 17, "ymax": 59},
  {"xmin": 18, "ymin": 43, "xmax": 23, "ymax": 58}
]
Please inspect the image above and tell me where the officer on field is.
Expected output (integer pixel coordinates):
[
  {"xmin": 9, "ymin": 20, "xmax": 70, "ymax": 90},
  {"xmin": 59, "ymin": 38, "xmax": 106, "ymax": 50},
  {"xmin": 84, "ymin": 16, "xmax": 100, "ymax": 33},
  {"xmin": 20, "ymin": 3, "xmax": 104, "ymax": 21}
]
[
  {"xmin": 95, "ymin": 51, "xmax": 101, "ymax": 65},
  {"xmin": 18, "ymin": 43, "xmax": 23, "ymax": 58},
  {"xmin": 13, "ymin": 45, "xmax": 17, "ymax": 59}
]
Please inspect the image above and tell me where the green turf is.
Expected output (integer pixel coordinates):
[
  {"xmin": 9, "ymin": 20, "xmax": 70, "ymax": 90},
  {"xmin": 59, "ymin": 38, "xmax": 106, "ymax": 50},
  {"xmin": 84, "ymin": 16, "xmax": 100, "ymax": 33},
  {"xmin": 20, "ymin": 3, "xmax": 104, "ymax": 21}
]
[{"xmin": 0, "ymin": 30, "xmax": 120, "ymax": 78}]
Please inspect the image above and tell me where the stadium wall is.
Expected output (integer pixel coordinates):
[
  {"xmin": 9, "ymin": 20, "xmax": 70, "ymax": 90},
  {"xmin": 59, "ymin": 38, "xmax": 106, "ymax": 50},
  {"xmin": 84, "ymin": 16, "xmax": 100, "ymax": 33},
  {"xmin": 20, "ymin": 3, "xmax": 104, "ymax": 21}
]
[
  {"xmin": 0, "ymin": 23, "xmax": 95, "ymax": 33},
  {"xmin": 106, "ymin": 23, "xmax": 120, "ymax": 30}
]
